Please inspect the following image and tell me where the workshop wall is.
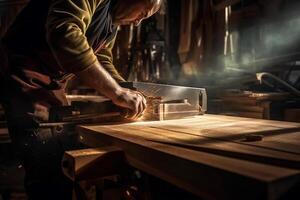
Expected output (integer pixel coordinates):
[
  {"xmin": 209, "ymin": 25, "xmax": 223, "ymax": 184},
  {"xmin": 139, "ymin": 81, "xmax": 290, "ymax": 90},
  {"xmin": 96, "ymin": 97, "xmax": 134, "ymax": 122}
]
[
  {"xmin": 111, "ymin": 0, "xmax": 231, "ymax": 83},
  {"xmin": 65, "ymin": 0, "xmax": 300, "ymax": 121}
]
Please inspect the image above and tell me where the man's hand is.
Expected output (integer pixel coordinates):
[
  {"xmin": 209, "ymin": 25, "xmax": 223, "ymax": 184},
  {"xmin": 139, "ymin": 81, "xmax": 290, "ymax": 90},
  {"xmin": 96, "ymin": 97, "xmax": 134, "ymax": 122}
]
[
  {"xmin": 113, "ymin": 88, "xmax": 147, "ymax": 119},
  {"xmin": 76, "ymin": 61, "xmax": 147, "ymax": 119}
]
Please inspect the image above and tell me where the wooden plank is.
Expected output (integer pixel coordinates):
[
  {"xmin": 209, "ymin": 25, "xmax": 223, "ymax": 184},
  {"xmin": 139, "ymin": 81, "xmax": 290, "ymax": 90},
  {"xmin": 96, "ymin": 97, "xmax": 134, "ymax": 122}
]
[
  {"xmin": 221, "ymin": 97, "xmax": 259, "ymax": 106},
  {"xmin": 225, "ymin": 104, "xmax": 264, "ymax": 113},
  {"xmin": 66, "ymin": 95, "xmax": 109, "ymax": 103},
  {"xmin": 221, "ymin": 111, "xmax": 264, "ymax": 119},
  {"xmin": 156, "ymin": 114, "xmax": 300, "ymax": 129},
  {"xmin": 62, "ymin": 147, "xmax": 125, "ymax": 181},
  {"xmin": 78, "ymin": 115, "xmax": 300, "ymax": 200},
  {"xmin": 89, "ymin": 124, "xmax": 300, "ymax": 169},
  {"xmin": 137, "ymin": 115, "xmax": 300, "ymax": 156}
]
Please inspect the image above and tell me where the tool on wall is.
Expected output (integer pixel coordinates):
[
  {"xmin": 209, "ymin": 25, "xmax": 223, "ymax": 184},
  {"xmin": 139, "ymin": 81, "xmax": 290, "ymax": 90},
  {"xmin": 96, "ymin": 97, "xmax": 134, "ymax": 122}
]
[{"xmin": 127, "ymin": 15, "xmax": 167, "ymax": 82}]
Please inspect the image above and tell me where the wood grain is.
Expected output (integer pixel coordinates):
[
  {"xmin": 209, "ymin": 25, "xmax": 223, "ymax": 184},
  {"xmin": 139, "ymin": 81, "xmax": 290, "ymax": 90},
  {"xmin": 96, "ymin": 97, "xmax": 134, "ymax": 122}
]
[
  {"xmin": 78, "ymin": 114, "xmax": 300, "ymax": 200},
  {"xmin": 62, "ymin": 146, "xmax": 125, "ymax": 181}
]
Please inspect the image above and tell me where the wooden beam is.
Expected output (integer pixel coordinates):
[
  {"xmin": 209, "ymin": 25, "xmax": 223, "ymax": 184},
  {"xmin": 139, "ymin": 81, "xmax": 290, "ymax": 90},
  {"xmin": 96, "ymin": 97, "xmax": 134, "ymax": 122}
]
[{"xmin": 62, "ymin": 146, "xmax": 126, "ymax": 181}]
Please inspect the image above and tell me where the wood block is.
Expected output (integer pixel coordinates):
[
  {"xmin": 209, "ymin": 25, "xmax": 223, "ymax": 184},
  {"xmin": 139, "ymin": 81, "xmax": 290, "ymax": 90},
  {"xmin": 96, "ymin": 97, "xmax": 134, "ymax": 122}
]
[{"xmin": 62, "ymin": 146, "xmax": 126, "ymax": 181}]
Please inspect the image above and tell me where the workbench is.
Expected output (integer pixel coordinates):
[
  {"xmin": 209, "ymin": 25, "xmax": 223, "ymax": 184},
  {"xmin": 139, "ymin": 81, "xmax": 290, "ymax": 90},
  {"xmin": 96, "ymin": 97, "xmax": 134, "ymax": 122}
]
[{"xmin": 77, "ymin": 114, "xmax": 300, "ymax": 200}]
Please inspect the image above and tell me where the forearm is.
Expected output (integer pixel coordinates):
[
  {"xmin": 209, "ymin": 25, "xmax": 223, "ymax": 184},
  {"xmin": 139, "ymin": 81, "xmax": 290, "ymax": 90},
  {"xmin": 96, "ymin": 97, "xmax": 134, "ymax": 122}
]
[
  {"xmin": 101, "ymin": 63, "xmax": 126, "ymax": 83},
  {"xmin": 76, "ymin": 60, "xmax": 147, "ymax": 120},
  {"xmin": 75, "ymin": 61, "xmax": 122, "ymax": 100}
]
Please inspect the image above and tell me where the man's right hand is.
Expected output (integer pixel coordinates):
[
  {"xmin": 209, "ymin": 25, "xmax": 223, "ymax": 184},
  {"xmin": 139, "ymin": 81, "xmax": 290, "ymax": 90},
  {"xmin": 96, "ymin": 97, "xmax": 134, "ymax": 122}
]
[
  {"xmin": 76, "ymin": 61, "xmax": 147, "ymax": 120},
  {"xmin": 112, "ymin": 88, "xmax": 147, "ymax": 119}
]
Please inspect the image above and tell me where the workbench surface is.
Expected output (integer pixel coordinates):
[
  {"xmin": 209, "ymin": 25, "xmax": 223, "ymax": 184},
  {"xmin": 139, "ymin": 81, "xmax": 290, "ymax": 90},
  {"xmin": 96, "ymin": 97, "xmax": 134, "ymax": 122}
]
[{"xmin": 78, "ymin": 114, "xmax": 300, "ymax": 200}]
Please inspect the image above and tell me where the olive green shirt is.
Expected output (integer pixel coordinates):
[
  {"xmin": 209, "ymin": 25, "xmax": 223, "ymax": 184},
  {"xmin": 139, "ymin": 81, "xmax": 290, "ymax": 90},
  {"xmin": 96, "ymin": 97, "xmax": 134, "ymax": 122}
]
[{"xmin": 44, "ymin": 0, "xmax": 125, "ymax": 82}]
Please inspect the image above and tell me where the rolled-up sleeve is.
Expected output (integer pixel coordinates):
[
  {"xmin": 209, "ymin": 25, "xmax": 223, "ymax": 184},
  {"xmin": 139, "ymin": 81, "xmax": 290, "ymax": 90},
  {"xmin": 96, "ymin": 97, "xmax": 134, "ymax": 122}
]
[
  {"xmin": 46, "ymin": 0, "xmax": 102, "ymax": 73},
  {"xmin": 96, "ymin": 33, "xmax": 125, "ymax": 82}
]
